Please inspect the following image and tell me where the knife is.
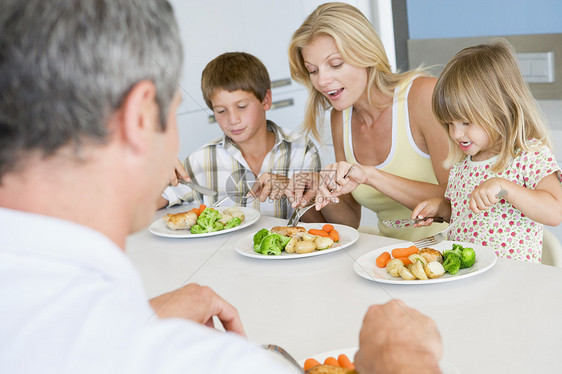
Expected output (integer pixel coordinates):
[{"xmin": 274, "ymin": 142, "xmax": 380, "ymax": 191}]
[
  {"xmin": 382, "ymin": 217, "xmax": 446, "ymax": 229},
  {"xmin": 178, "ymin": 180, "xmax": 217, "ymax": 196}
]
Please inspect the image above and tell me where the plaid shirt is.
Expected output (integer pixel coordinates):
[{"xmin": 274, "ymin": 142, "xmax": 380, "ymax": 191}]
[{"xmin": 162, "ymin": 121, "xmax": 320, "ymax": 219}]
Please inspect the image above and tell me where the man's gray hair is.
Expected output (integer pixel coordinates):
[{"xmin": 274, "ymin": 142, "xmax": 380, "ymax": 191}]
[{"xmin": 0, "ymin": 0, "xmax": 183, "ymax": 178}]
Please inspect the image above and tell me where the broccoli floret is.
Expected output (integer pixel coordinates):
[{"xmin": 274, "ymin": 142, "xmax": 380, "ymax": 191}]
[
  {"xmin": 253, "ymin": 229, "xmax": 270, "ymax": 251},
  {"xmin": 190, "ymin": 224, "xmax": 207, "ymax": 234},
  {"xmin": 460, "ymin": 247, "xmax": 476, "ymax": 268},
  {"xmin": 224, "ymin": 217, "xmax": 242, "ymax": 229},
  {"xmin": 196, "ymin": 208, "xmax": 223, "ymax": 232},
  {"xmin": 258, "ymin": 233, "xmax": 292, "ymax": 255},
  {"xmin": 443, "ymin": 247, "xmax": 462, "ymax": 260},
  {"xmin": 443, "ymin": 254, "xmax": 461, "ymax": 275}
]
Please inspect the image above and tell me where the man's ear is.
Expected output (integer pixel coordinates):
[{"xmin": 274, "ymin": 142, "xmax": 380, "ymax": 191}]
[
  {"xmin": 120, "ymin": 80, "xmax": 158, "ymax": 153},
  {"xmin": 262, "ymin": 89, "xmax": 272, "ymax": 111}
]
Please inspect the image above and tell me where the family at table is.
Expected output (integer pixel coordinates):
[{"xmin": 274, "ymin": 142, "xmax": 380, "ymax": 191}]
[{"xmin": 2, "ymin": 0, "xmax": 561, "ymax": 373}]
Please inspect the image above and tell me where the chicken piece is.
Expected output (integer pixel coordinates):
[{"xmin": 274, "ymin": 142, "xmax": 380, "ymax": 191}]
[
  {"xmin": 306, "ymin": 366, "xmax": 357, "ymax": 374},
  {"xmin": 162, "ymin": 211, "xmax": 198, "ymax": 230},
  {"xmin": 270, "ymin": 226, "xmax": 306, "ymax": 238},
  {"xmin": 419, "ymin": 248, "xmax": 444, "ymax": 264}
]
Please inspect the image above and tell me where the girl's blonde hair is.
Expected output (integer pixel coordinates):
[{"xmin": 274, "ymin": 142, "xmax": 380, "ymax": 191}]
[
  {"xmin": 288, "ymin": 2, "xmax": 428, "ymax": 141},
  {"xmin": 433, "ymin": 39, "xmax": 552, "ymax": 172}
]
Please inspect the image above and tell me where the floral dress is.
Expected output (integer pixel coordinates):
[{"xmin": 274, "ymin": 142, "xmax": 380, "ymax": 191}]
[{"xmin": 445, "ymin": 139, "xmax": 561, "ymax": 263}]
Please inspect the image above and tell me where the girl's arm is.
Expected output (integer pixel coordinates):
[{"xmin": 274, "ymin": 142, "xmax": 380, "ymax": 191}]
[{"xmin": 471, "ymin": 174, "xmax": 562, "ymax": 226}]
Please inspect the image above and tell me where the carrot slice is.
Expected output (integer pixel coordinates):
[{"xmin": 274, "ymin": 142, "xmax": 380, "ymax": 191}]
[
  {"xmin": 304, "ymin": 358, "xmax": 321, "ymax": 370},
  {"xmin": 197, "ymin": 204, "xmax": 207, "ymax": 216},
  {"xmin": 329, "ymin": 229, "xmax": 339, "ymax": 242},
  {"xmin": 324, "ymin": 357, "xmax": 340, "ymax": 367},
  {"xmin": 322, "ymin": 224, "xmax": 335, "ymax": 233},
  {"xmin": 376, "ymin": 251, "xmax": 391, "ymax": 268},
  {"xmin": 338, "ymin": 354, "xmax": 355, "ymax": 369},
  {"xmin": 391, "ymin": 245, "xmax": 419, "ymax": 258},
  {"xmin": 395, "ymin": 256, "xmax": 412, "ymax": 265},
  {"xmin": 308, "ymin": 229, "xmax": 330, "ymax": 237}
]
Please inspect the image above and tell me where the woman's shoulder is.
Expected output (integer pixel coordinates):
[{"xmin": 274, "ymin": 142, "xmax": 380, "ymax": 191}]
[{"xmin": 407, "ymin": 76, "xmax": 437, "ymax": 106}]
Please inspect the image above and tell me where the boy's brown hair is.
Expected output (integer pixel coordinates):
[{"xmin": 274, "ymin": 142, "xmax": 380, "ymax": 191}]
[{"xmin": 201, "ymin": 52, "xmax": 271, "ymax": 110}]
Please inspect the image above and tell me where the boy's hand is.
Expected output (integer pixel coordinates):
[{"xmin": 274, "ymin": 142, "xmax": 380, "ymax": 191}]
[
  {"xmin": 470, "ymin": 177, "xmax": 507, "ymax": 214},
  {"xmin": 169, "ymin": 158, "xmax": 191, "ymax": 186},
  {"xmin": 411, "ymin": 198, "xmax": 444, "ymax": 227},
  {"xmin": 248, "ymin": 173, "xmax": 290, "ymax": 202}
]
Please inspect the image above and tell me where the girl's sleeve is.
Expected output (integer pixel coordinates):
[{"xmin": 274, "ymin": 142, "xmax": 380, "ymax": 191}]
[{"xmin": 524, "ymin": 145, "xmax": 562, "ymax": 188}]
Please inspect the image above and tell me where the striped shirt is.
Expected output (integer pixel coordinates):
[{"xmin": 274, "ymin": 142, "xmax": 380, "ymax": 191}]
[{"xmin": 162, "ymin": 121, "xmax": 320, "ymax": 219}]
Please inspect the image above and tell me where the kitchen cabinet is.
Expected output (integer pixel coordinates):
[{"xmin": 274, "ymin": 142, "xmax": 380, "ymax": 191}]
[{"xmin": 169, "ymin": 0, "xmax": 370, "ymax": 160}]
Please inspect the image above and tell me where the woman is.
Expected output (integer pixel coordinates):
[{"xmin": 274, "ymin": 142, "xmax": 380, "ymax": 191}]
[{"xmin": 287, "ymin": 2, "xmax": 449, "ymax": 240}]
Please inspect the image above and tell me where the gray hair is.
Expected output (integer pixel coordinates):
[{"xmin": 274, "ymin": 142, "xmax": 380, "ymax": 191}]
[{"xmin": 0, "ymin": 0, "xmax": 183, "ymax": 179}]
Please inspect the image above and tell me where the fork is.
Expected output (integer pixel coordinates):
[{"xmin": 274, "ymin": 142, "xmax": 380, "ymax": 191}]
[
  {"xmin": 413, "ymin": 189, "xmax": 507, "ymax": 247},
  {"xmin": 261, "ymin": 344, "xmax": 303, "ymax": 372},
  {"xmin": 412, "ymin": 210, "xmax": 471, "ymax": 247},
  {"xmin": 287, "ymin": 204, "xmax": 315, "ymax": 227}
]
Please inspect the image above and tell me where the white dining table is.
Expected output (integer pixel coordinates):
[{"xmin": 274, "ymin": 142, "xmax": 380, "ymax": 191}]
[{"xmin": 126, "ymin": 205, "xmax": 562, "ymax": 374}]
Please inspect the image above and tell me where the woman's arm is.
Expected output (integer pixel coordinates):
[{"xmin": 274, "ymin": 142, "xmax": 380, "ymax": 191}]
[
  {"xmin": 359, "ymin": 77, "xmax": 449, "ymax": 210},
  {"xmin": 316, "ymin": 109, "xmax": 362, "ymax": 228}
]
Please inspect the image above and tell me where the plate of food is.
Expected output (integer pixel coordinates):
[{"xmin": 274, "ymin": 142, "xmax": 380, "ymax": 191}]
[
  {"xmin": 353, "ymin": 240, "xmax": 497, "ymax": 284},
  {"xmin": 234, "ymin": 223, "xmax": 359, "ymax": 259},
  {"xmin": 299, "ymin": 347, "xmax": 460, "ymax": 373},
  {"xmin": 149, "ymin": 206, "xmax": 260, "ymax": 238}
]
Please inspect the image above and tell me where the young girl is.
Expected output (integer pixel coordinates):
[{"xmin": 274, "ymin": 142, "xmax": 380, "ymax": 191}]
[{"xmin": 412, "ymin": 39, "xmax": 562, "ymax": 263}]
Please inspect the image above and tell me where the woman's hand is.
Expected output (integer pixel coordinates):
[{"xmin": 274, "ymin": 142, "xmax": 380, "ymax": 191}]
[
  {"xmin": 248, "ymin": 173, "xmax": 290, "ymax": 202},
  {"xmin": 314, "ymin": 161, "xmax": 367, "ymax": 210},
  {"xmin": 411, "ymin": 198, "xmax": 448, "ymax": 227}
]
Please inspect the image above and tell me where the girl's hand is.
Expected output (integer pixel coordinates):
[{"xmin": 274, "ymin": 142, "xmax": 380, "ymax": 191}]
[
  {"xmin": 411, "ymin": 198, "xmax": 443, "ymax": 227},
  {"xmin": 470, "ymin": 177, "xmax": 508, "ymax": 213}
]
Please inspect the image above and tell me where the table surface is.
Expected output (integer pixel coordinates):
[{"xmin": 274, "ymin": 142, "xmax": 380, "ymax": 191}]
[{"xmin": 126, "ymin": 205, "xmax": 562, "ymax": 373}]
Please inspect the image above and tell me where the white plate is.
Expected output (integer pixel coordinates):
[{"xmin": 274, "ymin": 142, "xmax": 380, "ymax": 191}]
[
  {"xmin": 234, "ymin": 223, "xmax": 359, "ymax": 259},
  {"xmin": 354, "ymin": 240, "xmax": 497, "ymax": 284},
  {"xmin": 149, "ymin": 207, "xmax": 260, "ymax": 238},
  {"xmin": 299, "ymin": 347, "xmax": 460, "ymax": 373}
]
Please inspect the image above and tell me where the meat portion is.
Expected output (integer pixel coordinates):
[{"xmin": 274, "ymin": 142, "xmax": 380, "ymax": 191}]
[
  {"xmin": 418, "ymin": 247, "xmax": 444, "ymax": 264},
  {"xmin": 270, "ymin": 226, "xmax": 306, "ymax": 238},
  {"xmin": 163, "ymin": 211, "xmax": 198, "ymax": 230},
  {"xmin": 306, "ymin": 366, "xmax": 357, "ymax": 374}
]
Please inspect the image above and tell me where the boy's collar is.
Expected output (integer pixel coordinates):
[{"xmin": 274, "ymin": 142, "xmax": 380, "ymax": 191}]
[{"xmin": 221, "ymin": 120, "xmax": 293, "ymax": 150}]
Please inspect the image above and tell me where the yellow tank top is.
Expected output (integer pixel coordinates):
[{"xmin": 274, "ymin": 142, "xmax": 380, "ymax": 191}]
[{"xmin": 343, "ymin": 77, "xmax": 448, "ymax": 241}]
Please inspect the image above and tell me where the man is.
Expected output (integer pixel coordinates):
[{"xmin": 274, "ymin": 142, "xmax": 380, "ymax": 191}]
[{"xmin": 0, "ymin": 0, "xmax": 442, "ymax": 373}]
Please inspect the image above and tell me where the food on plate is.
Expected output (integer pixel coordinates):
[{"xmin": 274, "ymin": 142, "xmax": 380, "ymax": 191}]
[
  {"xmin": 219, "ymin": 206, "xmax": 245, "ymax": 225},
  {"xmin": 271, "ymin": 226, "xmax": 306, "ymax": 237},
  {"xmin": 190, "ymin": 207, "xmax": 243, "ymax": 234},
  {"xmin": 418, "ymin": 247, "xmax": 443, "ymax": 264},
  {"xmin": 380, "ymin": 243, "xmax": 476, "ymax": 280},
  {"xmin": 304, "ymin": 353, "xmax": 357, "ymax": 373},
  {"xmin": 252, "ymin": 225, "xmax": 338, "ymax": 255},
  {"xmin": 163, "ymin": 211, "xmax": 198, "ymax": 230}
]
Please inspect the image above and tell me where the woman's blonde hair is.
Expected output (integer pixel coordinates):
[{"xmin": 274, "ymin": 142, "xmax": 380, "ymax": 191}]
[
  {"xmin": 433, "ymin": 39, "xmax": 552, "ymax": 172},
  {"xmin": 288, "ymin": 2, "xmax": 427, "ymax": 140}
]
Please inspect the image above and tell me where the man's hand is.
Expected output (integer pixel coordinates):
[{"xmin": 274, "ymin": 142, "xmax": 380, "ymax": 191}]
[
  {"xmin": 168, "ymin": 158, "xmax": 191, "ymax": 186},
  {"xmin": 149, "ymin": 283, "xmax": 246, "ymax": 336},
  {"xmin": 354, "ymin": 300, "xmax": 442, "ymax": 374}
]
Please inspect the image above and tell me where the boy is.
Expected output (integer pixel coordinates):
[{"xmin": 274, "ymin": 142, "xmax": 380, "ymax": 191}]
[{"xmin": 160, "ymin": 52, "xmax": 320, "ymax": 219}]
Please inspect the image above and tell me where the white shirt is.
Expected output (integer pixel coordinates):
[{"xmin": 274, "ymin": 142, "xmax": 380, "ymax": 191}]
[
  {"xmin": 162, "ymin": 121, "xmax": 320, "ymax": 219},
  {"xmin": 0, "ymin": 208, "xmax": 291, "ymax": 373}
]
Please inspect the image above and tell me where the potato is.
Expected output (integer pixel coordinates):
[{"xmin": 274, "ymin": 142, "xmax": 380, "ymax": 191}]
[
  {"xmin": 411, "ymin": 259, "xmax": 428, "ymax": 280},
  {"xmin": 386, "ymin": 259, "xmax": 405, "ymax": 277},
  {"xmin": 302, "ymin": 233, "xmax": 316, "ymax": 241},
  {"xmin": 399, "ymin": 266, "xmax": 416, "ymax": 280},
  {"xmin": 295, "ymin": 240, "xmax": 316, "ymax": 254},
  {"xmin": 285, "ymin": 237, "xmax": 298, "ymax": 253},
  {"xmin": 314, "ymin": 236, "xmax": 334, "ymax": 250},
  {"xmin": 408, "ymin": 254, "xmax": 428, "ymax": 267},
  {"xmin": 425, "ymin": 261, "xmax": 445, "ymax": 279}
]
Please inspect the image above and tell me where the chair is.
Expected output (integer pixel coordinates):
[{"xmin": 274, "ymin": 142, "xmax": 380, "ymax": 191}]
[{"xmin": 542, "ymin": 229, "xmax": 562, "ymax": 267}]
